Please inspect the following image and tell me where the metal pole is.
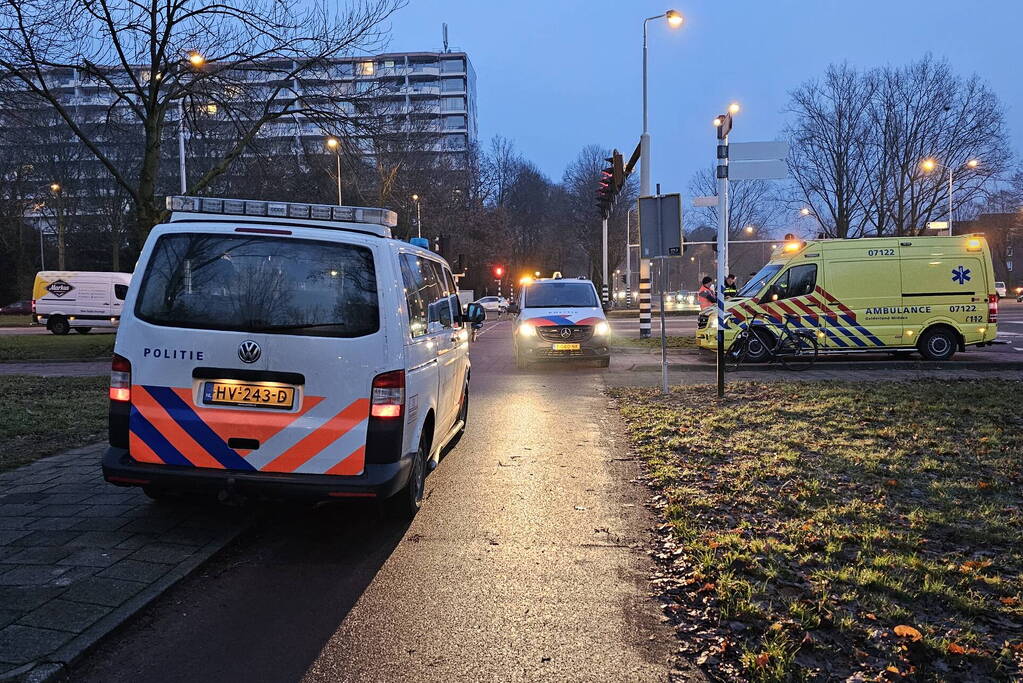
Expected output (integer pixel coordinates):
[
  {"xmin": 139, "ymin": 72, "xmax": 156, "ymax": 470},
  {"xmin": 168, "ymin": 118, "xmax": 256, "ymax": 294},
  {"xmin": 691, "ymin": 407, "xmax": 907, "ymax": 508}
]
[
  {"xmin": 335, "ymin": 153, "xmax": 342, "ymax": 205},
  {"xmin": 948, "ymin": 167, "xmax": 953, "ymax": 236},
  {"xmin": 39, "ymin": 224, "xmax": 45, "ymax": 270},
  {"xmin": 416, "ymin": 200, "xmax": 422, "ymax": 239},
  {"xmin": 178, "ymin": 99, "xmax": 187, "ymax": 194},
  {"xmin": 659, "ymin": 260, "xmax": 668, "ymax": 394},
  {"xmin": 638, "ymin": 17, "xmax": 656, "ymax": 338},
  {"xmin": 625, "ymin": 211, "xmax": 632, "ymax": 307},
  {"xmin": 716, "ymin": 132, "xmax": 730, "ymax": 398},
  {"xmin": 601, "ymin": 215, "xmax": 609, "ymax": 305}
]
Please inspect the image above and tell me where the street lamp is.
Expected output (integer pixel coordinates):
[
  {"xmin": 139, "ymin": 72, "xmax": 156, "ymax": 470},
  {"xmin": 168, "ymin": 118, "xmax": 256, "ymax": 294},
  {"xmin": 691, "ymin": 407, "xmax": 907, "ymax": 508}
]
[
  {"xmin": 744, "ymin": 225, "xmax": 755, "ymax": 234},
  {"xmin": 48, "ymin": 183, "xmax": 66, "ymax": 269},
  {"xmin": 641, "ymin": 9, "xmax": 684, "ymax": 196},
  {"xmin": 411, "ymin": 194, "xmax": 422, "ymax": 238},
  {"xmin": 800, "ymin": 207, "xmax": 811, "ymax": 216},
  {"xmin": 177, "ymin": 50, "xmax": 206, "ymax": 194},
  {"xmin": 325, "ymin": 137, "xmax": 342, "ymax": 205},
  {"xmin": 920, "ymin": 157, "xmax": 981, "ymax": 236}
]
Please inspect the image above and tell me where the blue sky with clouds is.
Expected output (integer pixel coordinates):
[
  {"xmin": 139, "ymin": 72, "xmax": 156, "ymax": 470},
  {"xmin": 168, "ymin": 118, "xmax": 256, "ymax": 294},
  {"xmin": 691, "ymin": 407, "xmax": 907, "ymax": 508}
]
[{"xmin": 384, "ymin": 0, "xmax": 1021, "ymax": 195}]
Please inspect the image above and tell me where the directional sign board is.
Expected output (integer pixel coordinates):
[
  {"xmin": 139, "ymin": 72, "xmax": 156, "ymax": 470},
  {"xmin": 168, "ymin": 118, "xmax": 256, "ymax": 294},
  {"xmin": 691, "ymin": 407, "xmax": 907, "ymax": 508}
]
[
  {"xmin": 727, "ymin": 141, "xmax": 789, "ymax": 181},
  {"xmin": 693, "ymin": 195, "xmax": 719, "ymax": 207},
  {"xmin": 728, "ymin": 141, "xmax": 789, "ymax": 161},
  {"xmin": 639, "ymin": 194, "xmax": 682, "ymax": 259}
]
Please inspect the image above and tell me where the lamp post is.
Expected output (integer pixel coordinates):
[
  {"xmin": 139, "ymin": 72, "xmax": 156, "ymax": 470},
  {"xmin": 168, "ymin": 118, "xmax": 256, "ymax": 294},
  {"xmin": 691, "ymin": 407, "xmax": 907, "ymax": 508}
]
[
  {"xmin": 921, "ymin": 158, "xmax": 980, "ymax": 236},
  {"xmin": 411, "ymin": 194, "xmax": 422, "ymax": 238},
  {"xmin": 49, "ymin": 183, "xmax": 66, "ymax": 270},
  {"xmin": 638, "ymin": 8, "xmax": 683, "ymax": 338},
  {"xmin": 176, "ymin": 51, "xmax": 206, "ymax": 194},
  {"xmin": 326, "ymin": 137, "xmax": 342, "ymax": 204}
]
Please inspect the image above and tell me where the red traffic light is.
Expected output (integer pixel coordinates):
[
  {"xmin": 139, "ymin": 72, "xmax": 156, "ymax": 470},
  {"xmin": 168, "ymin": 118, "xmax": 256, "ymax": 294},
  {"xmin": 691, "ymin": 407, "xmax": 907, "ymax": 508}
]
[{"xmin": 494, "ymin": 266, "xmax": 504, "ymax": 278}]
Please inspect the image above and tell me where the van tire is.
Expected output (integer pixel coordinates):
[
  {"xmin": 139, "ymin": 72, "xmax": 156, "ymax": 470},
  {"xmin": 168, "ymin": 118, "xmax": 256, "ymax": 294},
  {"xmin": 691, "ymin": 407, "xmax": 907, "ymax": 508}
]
[
  {"xmin": 918, "ymin": 327, "xmax": 957, "ymax": 361},
  {"xmin": 515, "ymin": 351, "xmax": 530, "ymax": 370},
  {"xmin": 596, "ymin": 357, "xmax": 610, "ymax": 368},
  {"xmin": 48, "ymin": 316, "xmax": 70, "ymax": 335},
  {"xmin": 390, "ymin": 439, "xmax": 427, "ymax": 519},
  {"xmin": 74, "ymin": 327, "xmax": 92, "ymax": 334},
  {"xmin": 142, "ymin": 486, "xmax": 179, "ymax": 503}
]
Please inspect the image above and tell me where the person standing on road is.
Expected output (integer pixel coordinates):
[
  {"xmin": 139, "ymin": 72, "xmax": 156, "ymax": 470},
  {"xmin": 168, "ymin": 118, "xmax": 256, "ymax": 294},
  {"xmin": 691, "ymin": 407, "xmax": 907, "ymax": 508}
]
[
  {"xmin": 697, "ymin": 276, "xmax": 717, "ymax": 311},
  {"xmin": 723, "ymin": 274, "xmax": 738, "ymax": 299}
]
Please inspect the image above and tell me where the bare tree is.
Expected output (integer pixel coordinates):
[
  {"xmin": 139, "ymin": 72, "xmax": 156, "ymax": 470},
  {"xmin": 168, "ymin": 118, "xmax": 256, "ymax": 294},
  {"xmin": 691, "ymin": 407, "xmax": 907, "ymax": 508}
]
[
  {"xmin": 785, "ymin": 63, "xmax": 874, "ymax": 238},
  {"xmin": 0, "ymin": 0, "xmax": 403, "ymax": 251},
  {"xmin": 688, "ymin": 166, "xmax": 782, "ymax": 238}
]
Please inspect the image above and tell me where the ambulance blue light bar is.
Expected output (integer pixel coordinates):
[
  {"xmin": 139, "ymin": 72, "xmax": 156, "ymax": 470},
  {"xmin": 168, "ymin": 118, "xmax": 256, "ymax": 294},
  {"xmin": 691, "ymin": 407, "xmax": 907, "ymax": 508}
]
[{"xmin": 166, "ymin": 196, "xmax": 398, "ymax": 229}]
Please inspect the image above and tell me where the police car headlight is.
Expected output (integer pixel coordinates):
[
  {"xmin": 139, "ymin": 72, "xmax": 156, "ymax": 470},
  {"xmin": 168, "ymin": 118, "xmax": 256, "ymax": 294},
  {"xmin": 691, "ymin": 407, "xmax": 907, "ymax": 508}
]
[
  {"xmin": 594, "ymin": 321, "xmax": 610, "ymax": 336},
  {"xmin": 518, "ymin": 322, "xmax": 537, "ymax": 337}
]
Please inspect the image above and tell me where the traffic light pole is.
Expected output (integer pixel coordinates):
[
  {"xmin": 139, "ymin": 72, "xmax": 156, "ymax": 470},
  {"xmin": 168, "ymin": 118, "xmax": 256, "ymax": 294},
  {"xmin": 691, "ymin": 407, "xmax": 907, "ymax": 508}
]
[{"xmin": 601, "ymin": 216, "xmax": 609, "ymax": 305}]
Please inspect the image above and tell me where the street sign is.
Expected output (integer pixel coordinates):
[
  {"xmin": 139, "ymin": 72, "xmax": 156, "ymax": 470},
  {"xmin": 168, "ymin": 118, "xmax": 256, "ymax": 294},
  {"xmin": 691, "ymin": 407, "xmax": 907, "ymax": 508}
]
[
  {"xmin": 728, "ymin": 159, "xmax": 788, "ymax": 181},
  {"xmin": 728, "ymin": 141, "xmax": 789, "ymax": 161},
  {"xmin": 926, "ymin": 221, "xmax": 949, "ymax": 231},
  {"xmin": 638, "ymin": 194, "xmax": 682, "ymax": 259},
  {"xmin": 693, "ymin": 195, "xmax": 719, "ymax": 207}
]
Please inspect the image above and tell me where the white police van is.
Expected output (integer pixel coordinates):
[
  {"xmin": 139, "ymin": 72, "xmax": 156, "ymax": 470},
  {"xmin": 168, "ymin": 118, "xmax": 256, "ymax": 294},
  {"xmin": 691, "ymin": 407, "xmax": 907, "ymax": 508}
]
[
  {"xmin": 103, "ymin": 196, "xmax": 485, "ymax": 516},
  {"xmin": 512, "ymin": 277, "xmax": 611, "ymax": 368}
]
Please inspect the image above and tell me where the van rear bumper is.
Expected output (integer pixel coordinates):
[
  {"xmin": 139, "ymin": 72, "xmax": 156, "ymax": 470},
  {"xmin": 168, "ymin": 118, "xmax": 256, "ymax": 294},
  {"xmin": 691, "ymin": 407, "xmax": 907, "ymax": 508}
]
[{"xmin": 102, "ymin": 447, "xmax": 413, "ymax": 500}]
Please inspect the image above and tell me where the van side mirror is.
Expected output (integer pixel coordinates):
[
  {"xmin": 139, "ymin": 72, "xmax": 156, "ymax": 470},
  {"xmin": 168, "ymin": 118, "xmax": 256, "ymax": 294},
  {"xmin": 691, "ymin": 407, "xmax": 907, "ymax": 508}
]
[
  {"xmin": 464, "ymin": 302, "xmax": 486, "ymax": 325},
  {"xmin": 507, "ymin": 303, "xmax": 520, "ymax": 315}
]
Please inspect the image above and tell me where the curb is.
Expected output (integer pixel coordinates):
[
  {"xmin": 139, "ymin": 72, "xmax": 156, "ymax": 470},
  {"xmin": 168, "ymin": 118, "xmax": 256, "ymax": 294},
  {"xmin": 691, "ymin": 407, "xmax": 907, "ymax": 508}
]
[
  {"xmin": 623, "ymin": 360, "xmax": 1023, "ymax": 373},
  {"xmin": 0, "ymin": 357, "xmax": 110, "ymax": 365},
  {"xmin": 6, "ymin": 522, "xmax": 250, "ymax": 683}
]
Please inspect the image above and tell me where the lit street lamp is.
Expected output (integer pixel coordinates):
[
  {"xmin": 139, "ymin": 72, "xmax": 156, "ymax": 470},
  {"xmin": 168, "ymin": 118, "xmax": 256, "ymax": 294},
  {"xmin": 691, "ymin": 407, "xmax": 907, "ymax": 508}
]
[
  {"xmin": 49, "ymin": 183, "xmax": 66, "ymax": 269},
  {"xmin": 411, "ymin": 194, "xmax": 422, "ymax": 238},
  {"xmin": 177, "ymin": 51, "xmax": 206, "ymax": 194},
  {"xmin": 920, "ymin": 157, "xmax": 981, "ymax": 236},
  {"xmin": 326, "ymin": 137, "xmax": 342, "ymax": 205},
  {"xmin": 638, "ymin": 8, "xmax": 684, "ymax": 339}
]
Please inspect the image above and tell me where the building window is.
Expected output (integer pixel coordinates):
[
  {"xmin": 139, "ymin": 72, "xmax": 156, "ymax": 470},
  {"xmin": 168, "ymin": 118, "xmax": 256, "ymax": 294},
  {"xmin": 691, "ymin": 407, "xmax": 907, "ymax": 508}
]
[
  {"xmin": 357, "ymin": 61, "xmax": 374, "ymax": 76},
  {"xmin": 1007, "ymin": 246, "xmax": 1014, "ymax": 257},
  {"xmin": 441, "ymin": 96, "xmax": 465, "ymax": 112},
  {"xmin": 444, "ymin": 134, "xmax": 468, "ymax": 150},
  {"xmin": 441, "ymin": 78, "xmax": 465, "ymax": 93},
  {"xmin": 441, "ymin": 58, "xmax": 465, "ymax": 73},
  {"xmin": 443, "ymin": 115, "xmax": 466, "ymax": 130},
  {"xmin": 383, "ymin": 59, "xmax": 396, "ymax": 68}
]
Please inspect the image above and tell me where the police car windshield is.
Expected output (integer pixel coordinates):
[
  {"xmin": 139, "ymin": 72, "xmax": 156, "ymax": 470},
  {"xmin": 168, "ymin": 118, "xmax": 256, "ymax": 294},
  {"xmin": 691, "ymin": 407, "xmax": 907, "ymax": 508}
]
[
  {"xmin": 135, "ymin": 233, "xmax": 379, "ymax": 337},
  {"xmin": 524, "ymin": 282, "xmax": 598, "ymax": 308},
  {"xmin": 737, "ymin": 264, "xmax": 783, "ymax": 298}
]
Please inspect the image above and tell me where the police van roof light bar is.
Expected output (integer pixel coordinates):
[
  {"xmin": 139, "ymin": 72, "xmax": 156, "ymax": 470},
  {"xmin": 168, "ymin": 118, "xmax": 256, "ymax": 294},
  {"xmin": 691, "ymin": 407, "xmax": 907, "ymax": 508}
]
[{"xmin": 166, "ymin": 196, "xmax": 398, "ymax": 229}]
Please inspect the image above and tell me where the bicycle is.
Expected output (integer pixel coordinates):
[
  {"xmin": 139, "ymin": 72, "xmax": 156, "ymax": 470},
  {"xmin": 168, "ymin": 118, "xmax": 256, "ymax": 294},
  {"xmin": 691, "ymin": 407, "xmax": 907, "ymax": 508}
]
[{"xmin": 726, "ymin": 312, "xmax": 819, "ymax": 371}]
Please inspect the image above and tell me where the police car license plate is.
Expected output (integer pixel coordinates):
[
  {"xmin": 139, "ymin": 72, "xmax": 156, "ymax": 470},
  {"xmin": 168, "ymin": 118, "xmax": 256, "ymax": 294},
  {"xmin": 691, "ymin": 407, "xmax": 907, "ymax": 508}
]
[
  {"xmin": 202, "ymin": 381, "xmax": 295, "ymax": 410},
  {"xmin": 552, "ymin": 343, "xmax": 581, "ymax": 351}
]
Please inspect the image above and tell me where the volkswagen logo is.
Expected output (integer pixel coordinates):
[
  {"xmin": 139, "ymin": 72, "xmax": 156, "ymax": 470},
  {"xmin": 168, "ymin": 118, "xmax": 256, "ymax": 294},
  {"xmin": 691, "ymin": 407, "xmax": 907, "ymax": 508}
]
[
  {"xmin": 238, "ymin": 340, "xmax": 261, "ymax": 364},
  {"xmin": 559, "ymin": 328, "xmax": 573, "ymax": 339}
]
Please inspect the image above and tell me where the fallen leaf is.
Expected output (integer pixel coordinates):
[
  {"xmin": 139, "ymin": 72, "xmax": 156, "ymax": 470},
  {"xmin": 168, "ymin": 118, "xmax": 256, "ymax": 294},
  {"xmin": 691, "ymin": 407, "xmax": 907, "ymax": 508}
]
[
  {"xmin": 698, "ymin": 582, "xmax": 716, "ymax": 593},
  {"xmin": 947, "ymin": 642, "xmax": 967, "ymax": 655},
  {"xmin": 865, "ymin": 613, "xmax": 877, "ymax": 621},
  {"xmin": 886, "ymin": 665, "xmax": 901, "ymax": 674},
  {"xmin": 1000, "ymin": 597, "xmax": 1019, "ymax": 606},
  {"xmin": 754, "ymin": 653, "xmax": 770, "ymax": 668},
  {"xmin": 978, "ymin": 481, "xmax": 992, "ymax": 489},
  {"xmin": 885, "ymin": 479, "xmax": 899, "ymax": 487},
  {"xmin": 893, "ymin": 625, "xmax": 922, "ymax": 642}
]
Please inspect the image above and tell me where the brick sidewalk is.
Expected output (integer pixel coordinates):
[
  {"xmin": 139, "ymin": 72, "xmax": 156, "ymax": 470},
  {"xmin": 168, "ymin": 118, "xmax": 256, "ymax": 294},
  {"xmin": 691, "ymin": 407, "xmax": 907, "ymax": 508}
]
[{"xmin": 0, "ymin": 444, "xmax": 252, "ymax": 680}]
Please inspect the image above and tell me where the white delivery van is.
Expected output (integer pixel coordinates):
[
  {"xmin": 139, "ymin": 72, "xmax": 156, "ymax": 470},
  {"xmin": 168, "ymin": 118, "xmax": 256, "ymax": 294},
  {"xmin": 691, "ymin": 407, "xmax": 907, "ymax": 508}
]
[
  {"xmin": 103, "ymin": 196, "xmax": 485, "ymax": 516},
  {"xmin": 33, "ymin": 271, "xmax": 133, "ymax": 334}
]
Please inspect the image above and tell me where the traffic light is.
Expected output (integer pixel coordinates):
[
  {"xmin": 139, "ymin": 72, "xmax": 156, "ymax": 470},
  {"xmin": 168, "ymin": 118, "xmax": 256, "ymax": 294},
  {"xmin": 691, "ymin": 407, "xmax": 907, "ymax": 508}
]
[
  {"xmin": 494, "ymin": 266, "xmax": 504, "ymax": 278},
  {"xmin": 596, "ymin": 149, "xmax": 626, "ymax": 219},
  {"xmin": 620, "ymin": 273, "xmax": 627, "ymax": 285}
]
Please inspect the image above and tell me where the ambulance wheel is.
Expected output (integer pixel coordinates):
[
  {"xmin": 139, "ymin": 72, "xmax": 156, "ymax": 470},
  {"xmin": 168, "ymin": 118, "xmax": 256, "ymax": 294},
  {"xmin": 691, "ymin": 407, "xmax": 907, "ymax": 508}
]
[
  {"xmin": 48, "ymin": 316, "xmax": 70, "ymax": 335},
  {"xmin": 918, "ymin": 327, "xmax": 957, "ymax": 361},
  {"xmin": 391, "ymin": 439, "xmax": 426, "ymax": 518},
  {"xmin": 74, "ymin": 327, "xmax": 92, "ymax": 334}
]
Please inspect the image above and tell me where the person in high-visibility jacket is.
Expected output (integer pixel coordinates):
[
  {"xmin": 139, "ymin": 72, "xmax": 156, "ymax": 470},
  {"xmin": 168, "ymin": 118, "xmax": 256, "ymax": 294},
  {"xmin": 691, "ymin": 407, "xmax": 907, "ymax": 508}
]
[
  {"xmin": 723, "ymin": 274, "xmax": 738, "ymax": 299},
  {"xmin": 697, "ymin": 276, "xmax": 717, "ymax": 311}
]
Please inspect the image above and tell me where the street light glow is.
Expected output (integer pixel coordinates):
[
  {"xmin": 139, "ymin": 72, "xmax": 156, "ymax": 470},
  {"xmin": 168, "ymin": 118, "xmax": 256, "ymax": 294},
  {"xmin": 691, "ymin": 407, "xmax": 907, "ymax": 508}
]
[
  {"xmin": 325, "ymin": 137, "xmax": 339, "ymax": 150},
  {"xmin": 49, "ymin": 183, "xmax": 61, "ymax": 193},
  {"xmin": 713, "ymin": 116, "xmax": 723, "ymax": 127},
  {"xmin": 800, "ymin": 207, "xmax": 811, "ymax": 216},
  {"xmin": 966, "ymin": 159, "xmax": 980, "ymax": 169},
  {"xmin": 187, "ymin": 51, "xmax": 206, "ymax": 68},
  {"xmin": 665, "ymin": 10, "xmax": 684, "ymax": 27},
  {"xmin": 411, "ymin": 194, "xmax": 419, "ymax": 201},
  {"xmin": 921, "ymin": 158, "xmax": 937, "ymax": 173},
  {"xmin": 728, "ymin": 102, "xmax": 740, "ymax": 115},
  {"xmin": 744, "ymin": 225, "xmax": 755, "ymax": 234}
]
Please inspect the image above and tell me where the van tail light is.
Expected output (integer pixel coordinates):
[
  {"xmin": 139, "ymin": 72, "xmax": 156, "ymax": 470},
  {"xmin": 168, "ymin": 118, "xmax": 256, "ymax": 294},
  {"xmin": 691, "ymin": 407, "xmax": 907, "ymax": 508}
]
[
  {"xmin": 370, "ymin": 370, "xmax": 404, "ymax": 419},
  {"xmin": 30, "ymin": 299, "xmax": 36, "ymax": 314},
  {"xmin": 110, "ymin": 353, "xmax": 131, "ymax": 402},
  {"xmin": 988, "ymin": 294, "xmax": 998, "ymax": 324}
]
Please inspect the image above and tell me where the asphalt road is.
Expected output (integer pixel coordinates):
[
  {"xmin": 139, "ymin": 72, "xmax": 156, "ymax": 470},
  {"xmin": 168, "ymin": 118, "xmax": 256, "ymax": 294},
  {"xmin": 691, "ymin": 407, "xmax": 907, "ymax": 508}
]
[{"xmin": 70, "ymin": 319, "xmax": 683, "ymax": 683}]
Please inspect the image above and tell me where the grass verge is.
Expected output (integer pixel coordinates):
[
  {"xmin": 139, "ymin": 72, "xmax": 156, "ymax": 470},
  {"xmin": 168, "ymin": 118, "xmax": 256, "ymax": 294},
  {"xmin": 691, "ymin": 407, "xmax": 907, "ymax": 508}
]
[
  {"xmin": 0, "ymin": 333, "xmax": 115, "ymax": 361},
  {"xmin": 0, "ymin": 374, "xmax": 108, "ymax": 471},
  {"xmin": 610, "ymin": 380, "xmax": 1023, "ymax": 681},
  {"xmin": 613, "ymin": 334, "xmax": 696, "ymax": 350},
  {"xmin": 0, "ymin": 315, "xmax": 33, "ymax": 327}
]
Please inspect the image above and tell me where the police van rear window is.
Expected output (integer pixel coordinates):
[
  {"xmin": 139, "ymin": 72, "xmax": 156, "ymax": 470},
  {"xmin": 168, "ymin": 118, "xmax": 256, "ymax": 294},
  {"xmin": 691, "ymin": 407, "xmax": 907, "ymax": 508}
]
[{"xmin": 135, "ymin": 233, "xmax": 378, "ymax": 337}]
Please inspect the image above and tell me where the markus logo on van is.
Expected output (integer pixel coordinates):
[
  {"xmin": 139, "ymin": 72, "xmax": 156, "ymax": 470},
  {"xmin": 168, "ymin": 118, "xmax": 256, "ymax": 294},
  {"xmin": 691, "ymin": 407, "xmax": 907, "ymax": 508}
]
[{"xmin": 46, "ymin": 279, "xmax": 74, "ymax": 297}]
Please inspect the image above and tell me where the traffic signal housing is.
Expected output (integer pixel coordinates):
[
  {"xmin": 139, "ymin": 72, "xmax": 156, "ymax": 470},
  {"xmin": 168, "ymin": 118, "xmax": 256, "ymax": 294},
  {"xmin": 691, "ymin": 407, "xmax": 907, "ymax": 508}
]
[
  {"xmin": 494, "ymin": 266, "xmax": 504, "ymax": 278},
  {"xmin": 596, "ymin": 149, "xmax": 626, "ymax": 219}
]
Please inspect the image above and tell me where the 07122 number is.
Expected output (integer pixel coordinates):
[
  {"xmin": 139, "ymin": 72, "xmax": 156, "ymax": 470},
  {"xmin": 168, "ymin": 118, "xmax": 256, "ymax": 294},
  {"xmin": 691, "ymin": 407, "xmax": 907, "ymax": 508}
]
[
  {"xmin": 949, "ymin": 305, "xmax": 977, "ymax": 312},
  {"xmin": 867, "ymin": 249, "xmax": 896, "ymax": 256}
]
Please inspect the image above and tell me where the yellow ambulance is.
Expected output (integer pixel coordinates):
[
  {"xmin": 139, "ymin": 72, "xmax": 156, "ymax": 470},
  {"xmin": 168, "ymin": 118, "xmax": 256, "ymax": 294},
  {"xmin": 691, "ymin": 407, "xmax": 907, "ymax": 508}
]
[{"xmin": 696, "ymin": 235, "xmax": 998, "ymax": 361}]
